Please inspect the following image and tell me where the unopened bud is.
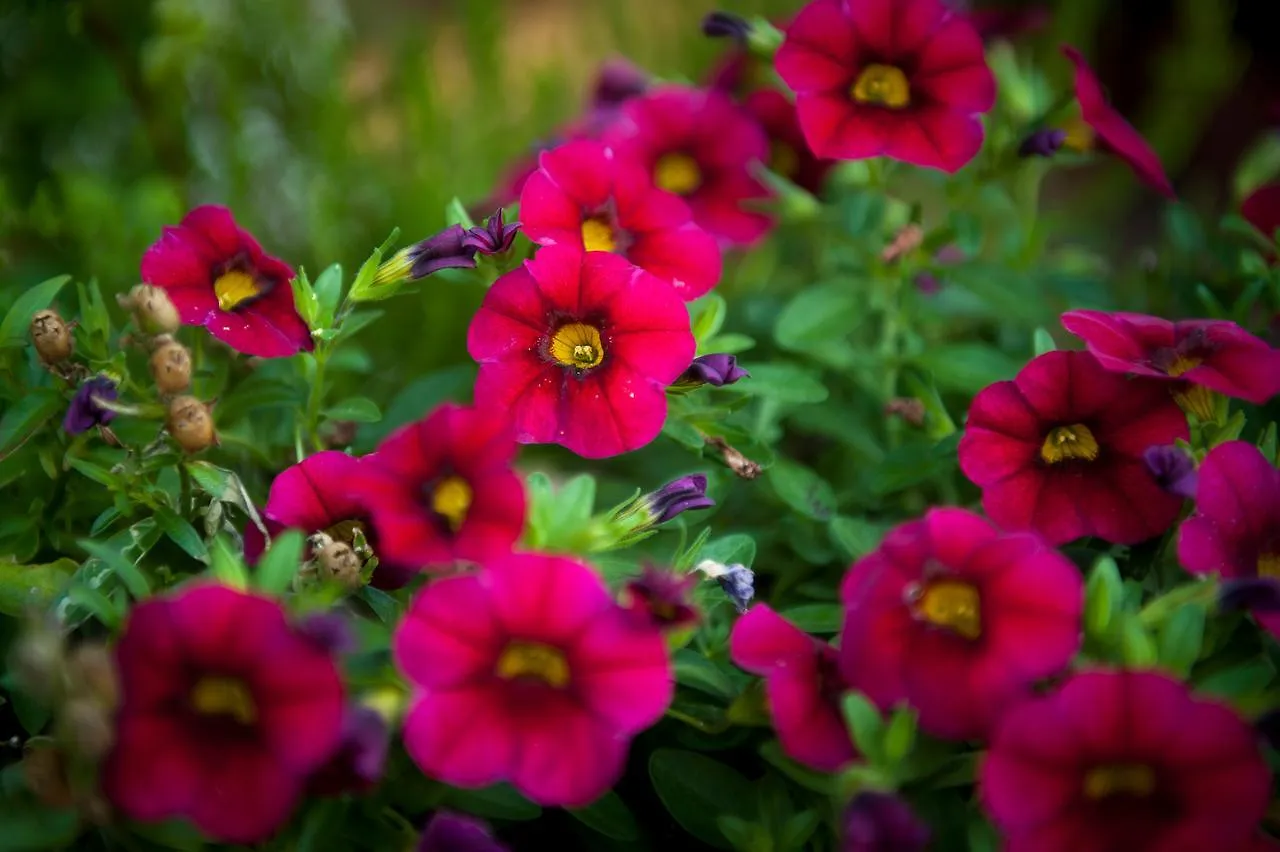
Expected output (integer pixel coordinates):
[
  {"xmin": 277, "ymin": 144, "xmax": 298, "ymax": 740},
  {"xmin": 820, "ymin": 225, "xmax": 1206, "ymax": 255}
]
[
  {"xmin": 119, "ymin": 284, "xmax": 181, "ymax": 334},
  {"xmin": 30, "ymin": 309, "xmax": 75, "ymax": 364},
  {"xmin": 65, "ymin": 643, "xmax": 119, "ymax": 709},
  {"xmin": 319, "ymin": 541, "xmax": 362, "ymax": 590},
  {"xmin": 61, "ymin": 697, "xmax": 114, "ymax": 760},
  {"xmin": 149, "ymin": 339, "xmax": 193, "ymax": 395},
  {"xmin": 166, "ymin": 395, "xmax": 217, "ymax": 454},
  {"xmin": 22, "ymin": 743, "xmax": 74, "ymax": 809}
]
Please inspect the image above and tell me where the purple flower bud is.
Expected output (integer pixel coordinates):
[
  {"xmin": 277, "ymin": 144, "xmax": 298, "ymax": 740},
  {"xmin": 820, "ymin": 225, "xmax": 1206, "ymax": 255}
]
[
  {"xmin": 696, "ymin": 560, "xmax": 755, "ymax": 613},
  {"xmin": 702, "ymin": 11, "xmax": 752, "ymax": 42},
  {"xmin": 296, "ymin": 611, "xmax": 357, "ymax": 656},
  {"xmin": 677, "ymin": 354, "xmax": 751, "ymax": 389},
  {"xmin": 64, "ymin": 377, "xmax": 118, "ymax": 435},
  {"xmin": 1142, "ymin": 445, "xmax": 1198, "ymax": 500},
  {"xmin": 843, "ymin": 791, "xmax": 930, "ymax": 852},
  {"xmin": 308, "ymin": 705, "xmax": 389, "ymax": 796},
  {"xmin": 589, "ymin": 58, "xmax": 649, "ymax": 110},
  {"xmin": 1018, "ymin": 128, "xmax": 1067, "ymax": 158},
  {"xmin": 1219, "ymin": 578, "xmax": 1280, "ymax": 613},
  {"xmin": 624, "ymin": 565, "xmax": 700, "ymax": 630},
  {"xmin": 462, "ymin": 210, "xmax": 520, "ymax": 256},
  {"xmin": 400, "ymin": 225, "xmax": 478, "ymax": 281},
  {"xmin": 418, "ymin": 811, "xmax": 508, "ymax": 852},
  {"xmin": 646, "ymin": 474, "xmax": 715, "ymax": 524}
]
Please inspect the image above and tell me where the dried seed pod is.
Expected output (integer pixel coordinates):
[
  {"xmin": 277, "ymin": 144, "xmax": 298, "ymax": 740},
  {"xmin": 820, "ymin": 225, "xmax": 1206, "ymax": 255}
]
[
  {"xmin": 318, "ymin": 541, "xmax": 362, "ymax": 590},
  {"xmin": 61, "ymin": 697, "xmax": 114, "ymax": 760},
  {"xmin": 122, "ymin": 284, "xmax": 181, "ymax": 334},
  {"xmin": 29, "ymin": 309, "xmax": 75, "ymax": 364},
  {"xmin": 149, "ymin": 339, "xmax": 192, "ymax": 394},
  {"xmin": 22, "ymin": 744, "xmax": 75, "ymax": 809},
  {"xmin": 166, "ymin": 395, "xmax": 217, "ymax": 454},
  {"xmin": 65, "ymin": 643, "xmax": 120, "ymax": 709}
]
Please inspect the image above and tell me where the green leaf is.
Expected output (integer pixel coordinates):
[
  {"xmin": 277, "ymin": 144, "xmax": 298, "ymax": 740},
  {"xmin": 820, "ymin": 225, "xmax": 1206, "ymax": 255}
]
[
  {"xmin": 769, "ymin": 459, "xmax": 838, "ymax": 521},
  {"xmin": 757, "ymin": 741, "xmax": 835, "ymax": 794},
  {"xmin": 64, "ymin": 457, "xmax": 121, "ymax": 488},
  {"xmin": 649, "ymin": 748, "xmax": 753, "ymax": 849},
  {"xmin": 883, "ymin": 705, "xmax": 918, "ymax": 765},
  {"xmin": 312, "ymin": 263, "xmax": 344, "ymax": 329},
  {"xmin": 915, "ymin": 344, "xmax": 1020, "ymax": 394},
  {"xmin": 75, "ymin": 279, "xmax": 111, "ymax": 344},
  {"xmin": 900, "ymin": 368, "xmax": 957, "ymax": 440},
  {"xmin": 76, "ymin": 539, "xmax": 151, "ymax": 600},
  {"xmin": 357, "ymin": 586, "xmax": 401, "ymax": 624},
  {"xmin": 1084, "ymin": 555, "xmax": 1124, "ymax": 644},
  {"xmin": 841, "ymin": 692, "xmax": 885, "ymax": 764},
  {"xmin": 568, "ymin": 790, "xmax": 640, "ymax": 841},
  {"xmin": 445, "ymin": 783, "xmax": 540, "ymax": 821},
  {"xmin": 673, "ymin": 649, "xmax": 738, "ymax": 700},
  {"xmin": 778, "ymin": 603, "xmax": 843, "ymax": 634},
  {"xmin": 445, "ymin": 197, "xmax": 477, "ymax": 230},
  {"xmin": 0, "ymin": 800, "xmax": 80, "ymax": 851},
  {"xmin": 1119, "ymin": 616, "xmax": 1158, "ymax": 667},
  {"xmin": 728, "ymin": 362, "xmax": 829, "ymax": 404},
  {"xmin": 256, "ymin": 529, "xmax": 304, "ymax": 595},
  {"xmin": 154, "ymin": 506, "xmax": 208, "ymax": 562},
  {"xmin": 699, "ymin": 533, "xmax": 756, "ymax": 568},
  {"xmin": 322, "ymin": 396, "xmax": 382, "ymax": 424},
  {"xmin": 65, "ymin": 583, "xmax": 123, "ymax": 628},
  {"xmin": 689, "ymin": 293, "xmax": 727, "ymax": 347},
  {"xmin": 829, "ymin": 516, "xmax": 886, "ymax": 560},
  {"xmin": 291, "ymin": 267, "xmax": 320, "ymax": 331},
  {"xmin": 0, "ymin": 391, "xmax": 62, "ymax": 456},
  {"xmin": 778, "ymin": 810, "xmax": 822, "ymax": 852},
  {"xmin": 347, "ymin": 228, "xmax": 402, "ymax": 303},
  {"xmin": 1195, "ymin": 658, "xmax": 1276, "ymax": 702},
  {"xmin": 0, "ymin": 558, "xmax": 77, "ymax": 617},
  {"xmin": 0, "ymin": 274, "xmax": 71, "ymax": 348},
  {"xmin": 1032, "ymin": 327, "xmax": 1057, "ymax": 355},
  {"xmin": 209, "ymin": 536, "xmax": 249, "ymax": 589},
  {"xmin": 1158, "ymin": 604, "xmax": 1206, "ymax": 677},
  {"xmin": 775, "ymin": 282, "xmax": 859, "ymax": 351}
]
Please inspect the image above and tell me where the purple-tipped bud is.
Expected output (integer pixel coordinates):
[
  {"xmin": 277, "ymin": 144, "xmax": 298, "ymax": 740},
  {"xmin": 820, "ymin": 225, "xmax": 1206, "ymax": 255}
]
[
  {"xmin": 675, "ymin": 354, "xmax": 751, "ymax": 389},
  {"xmin": 462, "ymin": 210, "xmax": 520, "ymax": 256},
  {"xmin": 1018, "ymin": 128, "xmax": 1067, "ymax": 158},
  {"xmin": 843, "ymin": 791, "xmax": 930, "ymax": 852},
  {"xmin": 702, "ymin": 12, "xmax": 752, "ymax": 42},
  {"xmin": 590, "ymin": 58, "xmax": 650, "ymax": 110},
  {"xmin": 308, "ymin": 705, "xmax": 389, "ymax": 796},
  {"xmin": 647, "ymin": 474, "xmax": 715, "ymax": 524},
  {"xmin": 296, "ymin": 611, "xmax": 357, "ymax": 656},
  {"xmin": 418, "ymin": 811, "xmax": 508, "ymax": 852},
  {"xmin": 1219, "ymin": 578, "xmax": 1280, "ymax": 614},
  {"xmin": 1142, "ymin": 445, "xmax": 1198, "ymax": 500},
  {"xmin": 623, "ymin": 565, "xmax": 700, "ymax": 630},
  {"xmin": 373, "ymin": 225, "xmax": 478, "ymax": 286},
  {"xmin": 64, "ymin": 377, "xmax": 118, "ymax": 435}
]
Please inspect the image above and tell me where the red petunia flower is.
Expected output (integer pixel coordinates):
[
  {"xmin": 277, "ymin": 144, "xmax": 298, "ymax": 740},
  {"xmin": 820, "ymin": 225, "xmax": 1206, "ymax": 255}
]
[
  {"xmin": 394, "ymin": 552, "xmax": 673, "ymax": 807},
  {"xmin": 730, "ymin": 604, "xmax": 856, "ymax": 771},
  {"xmin": 1243, "ymin": 183, "xmax": 1280, "ymax": 254},
  {"xmin": 520, "ymin": 140, "xmax": 722, "ymax": 300},
  {"xmin": 1061, "ymin": 310, "xmax": 1280, "ymax": 421},
  {"xmin": 774, "ymin": 0, "xmax": 996, "ymax": 173},
  {"xmin": 980, "ymin": 669, "xmax": 1271, "ymax": 852},
  {"xmin": 958, "ymin": 350, "xmax": 1189, "ymax": 545},
  {"xmin": 1178, "ymin": 441, "xmax": 1280, "ymax": 639},
  {"xmin": 603, "ymin": 85, "xmax": 772, "ymax": 246},
  {"xmin": 141, "ymin": 206, "xmax": 312, "ymax": 358},
  {"xmin": 1060, "ymin": 45, "xmax": 1175, "ymax": 199},
  {"xmin": 345, "ymin": 404, "xmax": 525, "ymax": 582},
  {"xmin": 744, "ymin": 89, "xmax": 836, "ymax": 195},
  {"xmin": 102, "ymin": 583, "xmax": 344, "ymax": 843},
  {"xmin": 839, "ymin": 508, "xmax": 1082, "ymax": 741},
  {"xmin": 467, "ymin": 244, "xmax": 695, "ymax": 459}
]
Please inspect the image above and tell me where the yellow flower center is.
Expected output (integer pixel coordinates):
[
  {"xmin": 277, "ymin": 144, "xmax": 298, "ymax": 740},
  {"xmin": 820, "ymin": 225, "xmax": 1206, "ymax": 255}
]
[
  {"xmin": 213, "ymin": 269, "xmax": 264, "ymax": 312},
  {"xmin": 190, "ymin": 676, "xmax": 257, "ymax": 725},
  {"xmin": 1172, "ymin": 385, "xmax": 1218, "ymax": 422},
  {"xmin": 1165, "ymin": 355, "xmax": 1203, "ymax": 377},
  {"xmin": 581, "ymin": 217, "xmax": 617, "ymax": 253},
  {"xmin": 430, "ymin": 475, "xmax": 472, "ymax": 533},
  {"xmin": 915, "ymin": 579, "xmax": 981, "ymax": 640},
  {"xmin": 1040, "ymin": 424, "xmax": 1100, "ymax": 465},
  {"xmin": 1083, "ymin": 763, "xmax": 1156, "ymax": 799},
  {"xmin": 654, "ymin": 152, "xmax": 702, "ymax": 195},
  {"xmin": 549, "ymin": 322, "xmax": 605, "ymax": 369},
  {"xmin": 1258, "ymin": 553, "xmax": 1280, "ymax": 579},
  {"xmin": 495, "ymin": 641, "xmax": 570, "ymax": 687},
  {"xmin": 851, "ymin": 64, "xmax": 911, "ymax": 109},
  {"xmin": 1061, "ymin": 116, "xmax": 1095, "ymax": 153},
  {"xmin": 770, "ymin": 141, "xmax": 800, "ymax": 179}
]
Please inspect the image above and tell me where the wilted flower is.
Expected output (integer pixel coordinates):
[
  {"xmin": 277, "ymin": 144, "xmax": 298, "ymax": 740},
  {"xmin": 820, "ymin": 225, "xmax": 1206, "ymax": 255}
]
[
  {"xmin": 702, "ymin": 12, "xmax": 752, "ymax": 42},
  {"xmin": 418, "ymin": 812, "xmax": 509, "ymax": 852},
  {"xmin": 675, "ymin": 354, "xmax": 750, "ymax": 389},
  {"xmin": 696, "ymin": 559, "xmax": 755, "ymax": 612},
  {"xmin": 622, "ymin": 565, "xmax": 700, "ymax": 630},
  {"xmin": 461, "ymin": 210, "xmax": 520, "ymax": 256},
  {"xmin": 308, "ymin": 705, "xmax": 389, "ymax": 797},
  {"xmin": 64, "ymin": 376, "xmax": 118, "ymax": 435},
  {"xmin": 1143, "ymin": 445, "xmax": 1198, "ymax": 500},
  {"xmin": 843, "ymin": 791, "xmax": 930, "ymax": 852},
  {"xmin": 30, "ymin": 308, "xmax": 74, "ymax": 365}
]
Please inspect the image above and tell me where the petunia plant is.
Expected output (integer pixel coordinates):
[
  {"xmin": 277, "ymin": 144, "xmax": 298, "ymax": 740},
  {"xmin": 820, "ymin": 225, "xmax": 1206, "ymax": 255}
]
[{"xmin": 3, "ymin": 0, "xmax": 1280, "ymax": 850}]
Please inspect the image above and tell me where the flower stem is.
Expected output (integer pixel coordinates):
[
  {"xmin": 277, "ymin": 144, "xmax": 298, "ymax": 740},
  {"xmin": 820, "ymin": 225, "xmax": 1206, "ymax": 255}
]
[{"xmin": 304, "ymin": 348, "xmax": 329, "ymax": 453}]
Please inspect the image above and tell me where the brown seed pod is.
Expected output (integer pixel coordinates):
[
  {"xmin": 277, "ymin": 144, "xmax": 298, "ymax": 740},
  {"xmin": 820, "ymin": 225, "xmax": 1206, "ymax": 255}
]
[
  {"xmin": 165, "ymin": 395, "xmax": 217, "ymax": 454},
  {"xmin": 318, "ymin": 541, "xmax": 362, "ymax": 590},
  {"xmin": 149, "ymin": 339, "xmax": 193, "ymax": 395},
  {"xmin": 29, "ymin": 309, "xmax": 74, "ymax": 364},
  {"xmin": 61, "ymin": 697, "xmax": 114, "ymax": 761},
  {"xmin": 22, "ymin": 743, "xmax": 75, "ymax": 809},
  {"xmin": 65, "ymin": 643, "xmax": 120, "ymax": 709},
  {"xmin": 124, "ymin": 284, "xmax": 181, "ymax": 334}
]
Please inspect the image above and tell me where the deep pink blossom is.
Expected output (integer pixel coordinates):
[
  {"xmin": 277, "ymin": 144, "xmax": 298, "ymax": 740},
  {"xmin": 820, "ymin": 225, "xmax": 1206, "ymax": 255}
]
[
  {"xmin": 1243, "ymin": 183, "xmax": 1280, "ymax": 261},
  {"xmin": 839, "ymin": 508, "xmax": 1082, "ymax": 741},
  {"xmin": 743, "ymin": 89, "xmax": 835, "ymax": 195},
  {"xmin": 394, "ymin": 553, "xmax": 673, "ymax": 807}
]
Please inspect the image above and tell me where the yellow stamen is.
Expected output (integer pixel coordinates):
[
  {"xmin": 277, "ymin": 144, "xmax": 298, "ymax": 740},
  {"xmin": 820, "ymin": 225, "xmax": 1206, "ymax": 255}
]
[
  {"xmin": 770, "ymin": 141, "xmax": 800, "ymax": 179},
  {"xmin": 190, "ymin": 676, "xmax": 257, "ymax": 725},
  {"xmin": 851, "ymin": 64, "xmax": 911, "ymax": 109},
  {"xmin": 213, "ymin": 269, "xmax": 263, "ymax": 312},
  {"xmin": 915, "ymin": 579, "xmax": 981, "ymax": 640},
  {"xmin": 495, "ymin": 641, "xmax": 570, "ymax": 687},
  {"xmin": 549, "ymin": 322, "xmax": 605, "ymax": 369},
  {"xmin": 1258, "ymin": 553, "xmax": 1280, "ymax": 579},
  {"xmin": 1172, "ymin": 385, "xmax": 1218, "ymax": 422},
  {"xmin": 581, "ymin": 217, "xmax": 617, "ymax": 253},
  {"xmin": 1083, "ymin": 764, "xmax": 1156, "ymax": 799},
  {"xmin": 1040, "ymin": 424, "xmax": 1100, "ymax": 465},
  {"xmin": 654, "ymin": 152, "xmax": 702, "ymax": 195},
  {"xmin": 1061, "ymin": 117, "xmax": 1095, "ymax": 153},
  {"xmin": 1165, "ymin": 355, "xmax": 1202, "ymax": 378},
  {"xmin": 430, "ymin": 476, "xmax": 472, "ymax": 532}
]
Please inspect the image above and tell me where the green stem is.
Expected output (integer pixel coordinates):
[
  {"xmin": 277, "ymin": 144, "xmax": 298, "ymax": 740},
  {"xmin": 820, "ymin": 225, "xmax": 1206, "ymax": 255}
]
[{"xmin": 303, "ymin": 348, "xmax": 329, "ymax": 453}]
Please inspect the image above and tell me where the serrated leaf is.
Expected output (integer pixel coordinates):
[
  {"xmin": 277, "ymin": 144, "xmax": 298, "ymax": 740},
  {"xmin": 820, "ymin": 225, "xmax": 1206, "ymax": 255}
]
[{"xmin": 0, "ymin": 274, "xmax": 71, "ymax": 348}]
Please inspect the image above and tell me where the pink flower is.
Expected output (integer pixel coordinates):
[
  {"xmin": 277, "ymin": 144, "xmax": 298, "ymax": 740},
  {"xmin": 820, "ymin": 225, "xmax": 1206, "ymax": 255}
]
[
  {"xmin": 839, "ymin": 508, "xmax": 1082, "ymax": 741},
  {"xmin": 520, "ymin": 139, "xmax": 722, "ymax": 300},
  {"xmin": 730, "ymin": 604, "xmax": 856, "ymax": 771},
  {"xmin": 604, "ymin": 85, "xmax": 772, "ymax": 246},
  {"xmin": 467, "ymin": 244, "xmax": 695, "ymax": 459},
  {"xmin": 981, "ymin": 669, "xmax": 1271, "ymax": 852},
  {"xmin": 346, "ymin": 404, "xmax": 525, "ymax": 584},
  {"xmin": 1243, "ymin": 183, "xmax": 1280, "ymax": 261},
  {"xmin": 775, "ymin": 0, "xmax": 996, "ymax": 173},
  {"xmin": 394, "ymin": 552, "xmax": 673, "ymax": 807},
  {"xmin": 141, "ymin": 206, "xmax": 312, "ymax": 357},
  {"xmin": 102, "ymin": 584, "xmax": 344, "ymax": 843},
  {"xmin": 743, "ymin": 89, "xmax": 836, "ymax": 195}
]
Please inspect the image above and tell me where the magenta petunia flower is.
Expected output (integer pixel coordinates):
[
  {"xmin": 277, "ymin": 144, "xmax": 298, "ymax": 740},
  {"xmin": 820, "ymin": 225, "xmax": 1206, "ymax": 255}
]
[
  {"xmin": 743, "ymin": 89, "xmax": 836, "ymax": 196},
  {"xmin": 467, "ymin": 244, "xmax": 695, "ymax": 459},
  {"xmin": 730, "ymin": 604, "xmax": 856, "ymax": 771},
  {"xmin": 1243, "ymin": 183, "xmax": 1280, "ymax": 255},
  {"xmin": 345, "ymin": 404, "xmax": 525, "ymax": 584},
  {"xmin": 520, "ymin": 140, "xmax": 722, "ymax": 300},
  {"xmin": 1061, "ymin": 310, "xmax": 1280, "ymax": 420},
  {"xmin": 1060, "ymin": 45, "xmax": 1175, "ymax": 199},
  {"xmin": 1178, "ymin": 440, "xmax": 1280, "ymax": 639},
  {"xmin": 394, "ymin": 552, "xmax": 673, "ymax": 807},
  {"xmin": 603, "ymin": 85, "xmax": 772, "ymax": 246},
  {"xmin": 958, "ymin": 350, "xmax": 1190, "ymax": 545},
  {"xmin": 839, "ymin": 508, "xmax": 1082, "ymax": 741},
  {"xmin": 141, "ymin": 206, "xmax": 312, "ymax": 358},
  {"xmin": 980, "ymin": 669, "xmax": 1271, "ymax": 851},
  {"xmin": 774, "ymin": 0, "xmax": 996, "ymax": 173},
  {"xmin": 102, "ymin": 583, "xmax": 344, "ymax": 843}
]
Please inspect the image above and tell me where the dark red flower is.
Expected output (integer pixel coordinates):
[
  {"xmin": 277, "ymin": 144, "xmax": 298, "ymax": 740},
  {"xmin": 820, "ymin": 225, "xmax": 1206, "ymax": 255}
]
[
  {"xmin": 775, "ymin": 0, "xmax": 996, "ymax": 173},
  {"xmin": 467, "ymin": 244, "xmax": 695, "ymax": 459},
  {"xmin": 980, "ymin": 669, "xmax": 1271, "ymax": 852},
  {"xmin": 1061, "ymin": 45, "xmax": 1175, "ymax": 199},
  {"xmin": 621, "ymin": 565, "xmax": 700, "ymax": 631},
  {"xmin": 840, "ymin": 508, "xmax": 1082, "ymax": 741},
  {"xmin": 958, "ymin": 350, "xmax": 1189, "ymax": 545},
  {"xmin": 706, "ymin": 17, "xmax": 793, "ymax": 97},
  {"xmin": 1061, "ymin": 310, "xmax": 1280, "ymax": 420},
  {"xmin": 141, "ymin": 206, "xmax": 312, "ymax": 358},
  {"xmin": 604, "ymin": 85, "xmax": 772, "ymax": 246},
  {"xmin": 520, "ymin": 140, "xmax": 722, "ymax": 300},
  {"xmin": 951, "ymin": 1, "xmax": 1050, "ymax": 41},
  {"xmin": 102, "ymin": 584, "xmax": 344, "ymax": 843},
  {"xmin": 346, "ymin": 404, "xmax": 525, "ymax": 581},
  {"xmin": 731, "ymin": 603, "xmax": 855, "ymax": 771},
  {"xmin": 743, "ymin": 89, "xmax": 836, "ymax": 195},
  {"xmin": 1243, "ymin": 183, "xmax": 1280, "ymax": 251}
]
